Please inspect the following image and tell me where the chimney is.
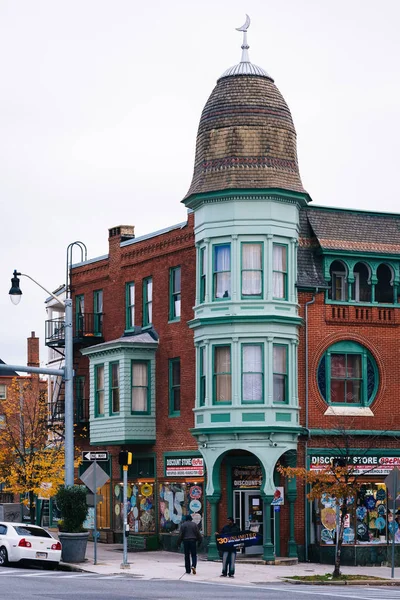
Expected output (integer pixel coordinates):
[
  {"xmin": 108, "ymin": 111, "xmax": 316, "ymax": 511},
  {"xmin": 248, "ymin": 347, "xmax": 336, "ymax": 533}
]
[
  {"xmin": 108, "ymin": 225, "xmax": 135, "ymax": 244},
  {"xmin": 27, "ymin": 331, "xmax": 40, "ymax": 368}
]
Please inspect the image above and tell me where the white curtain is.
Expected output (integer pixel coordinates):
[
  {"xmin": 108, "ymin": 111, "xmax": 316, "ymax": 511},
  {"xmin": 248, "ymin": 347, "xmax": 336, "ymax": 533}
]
[
  {"xmin": 273, "ymin": 245, "xmax": 286, "ymax": 298},
  {"xmin": 215, "ymin": 347, "xmax": 231, "ymax": 402},
  {"xmin": 146, "ymin": 280, "xmax": 153, "ymax": 323},
  {"xmin": 132, "ymin": 362, "xmax": 148, "ymax": 411},
  {"xmin": 242, "ymin": 244, "xmax": 262, "ymax": 296},
  {"xmin": 96, "ymin": 366, "xmax": 104, "ymax": 414},
  {"xmin": 273, "ymin": 346, "xmax": 287, "ymax": 402},
  {"xmin": 215, "ymin": 246, "xmax": 231, "ymax": 298},
  {"xmin": 242, "ymin": 345, "xmax": 263, "ymax": 402}
]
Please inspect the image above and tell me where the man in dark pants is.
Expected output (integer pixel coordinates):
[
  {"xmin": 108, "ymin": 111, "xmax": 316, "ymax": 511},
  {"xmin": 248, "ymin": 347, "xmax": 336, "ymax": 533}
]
[
  {"xmin": 177, "ymin": 515, "xmax": 202, "ymax": 574},
  {"xmin": 217, "ymin": 516, "xmax": 240, "ymax": 578}
]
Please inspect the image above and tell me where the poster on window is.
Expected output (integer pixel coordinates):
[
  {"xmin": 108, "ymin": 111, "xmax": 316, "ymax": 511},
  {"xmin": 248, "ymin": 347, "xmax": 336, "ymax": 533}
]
[
  {"xmin": 114, "ymin": 481, "xmax": 156, "ymax": 533},
  {"xmin": 159, "ymin": 482, "xmax": 203, "ymax": 533}
]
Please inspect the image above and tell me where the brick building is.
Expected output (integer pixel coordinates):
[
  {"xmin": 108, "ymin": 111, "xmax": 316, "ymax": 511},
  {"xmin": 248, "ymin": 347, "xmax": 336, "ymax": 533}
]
[{"xmin": 44, "ymin": 23, "xmax": 400, "ymax": 563}]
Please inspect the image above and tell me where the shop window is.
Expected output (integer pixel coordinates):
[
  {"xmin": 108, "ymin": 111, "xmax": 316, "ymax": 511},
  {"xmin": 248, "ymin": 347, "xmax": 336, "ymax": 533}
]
[
  {"xmin": 317, "ymin": 341, "xmax": 378, "ymax": 406},
  {"xmin": 131, "ymin": 361, "xmax": 150, "ymax": 413},
  {"xmin": 213, "ymin": 244, "xmax": 231, "ymax": 300},
  {"xmin": 199, "ymin": 346, "xmax": 206, "ymax": 407},
  {"xmin": 75, "ymin": 294, "xmax": 85, "ymax": 334},
  {"xmin": 125, "ymin": 282, "xmax": 135, "ymax": 330},
  {"xmin": 242, "ymin": 344, "xmax": 263, "ymax": 403},
  {"xmin": 0, "ymin": 384, "xmax": 7, "ymax": 400},
  {"xmin": 273, "ymin": 345, "xmax": 288, "ymax": 403},
  {"xmin": 114, "ymin": 480, "xmax": 155, "ymax": 534},
  {"xmin": 143, "ymin": 277, "xmax": 153, "ymax": 326},
  {"xmin": 93, "ymin": 289, "xmax": 103, "ymax": 335},
  {"xmin": 169, "ymin": 267, "xmax": 181, "ymax": 320},
  {"xmin": 213, "ymin": 345, "xmax": 231, "ymax": 404},
  {"xmin": 159, "ymin": 482, "xmax": 204, "ymax": 534},
  {"xmin": 242, "ymin": 243, "xmax": 262, "ymax": 298},
  {"xmin": 353, "ymin": 263, "xmax": 371, "ymax": 302},
  {"xmin": 109, "ymin": 362, "xmax": 120, "ymax": 414},
  {"xmin": 273, "ymin": 244, "xmax": 287, "ymax": 300},
  {"xmin": 169, "ymin": 358, "xmax": 181, "ymax": 416},
  {"xmin": 376, "ymin": 263, "xmax": 394, "ymax": 304},
  {"xmin": 199, "ymin": 247, "xmax": 206, "ymax": 303},
  {"xmin": 94, "ymin": 364, "xmax": 104, "ymax": 417}
]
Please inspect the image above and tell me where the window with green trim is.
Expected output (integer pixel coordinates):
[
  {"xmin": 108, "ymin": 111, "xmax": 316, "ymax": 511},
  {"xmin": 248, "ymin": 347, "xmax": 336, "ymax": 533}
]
[
  {"xmin": 199, "ymin": 346, "xmax": 206, "ymax": 406},
  {"xmin": 143, "ymin": 277, "xmax": 153, "ymax": 326},
  {"xmin": 126, "ymin": 282, "xmax": 135, "ymax": 330},
  {"xmin": 213, "ymin": 244, "xmax": 231, "ymax": 300},
  {"xmin": 93, "ymin": 290, "xmax": 103, "ymax": 336},
  {"xmin": 242, "ymin": 243, "xmax": 262, "ymax": 298},
  {"xmin": 109, "ymin": 362, "xmax": 120, "ymax": 414},
  {"xmin": 200, "ymin": 247, "xmax": 206, "ymax": 303},
  {"xmin": 242, "ymin": 344, "xmax": 263, "ymax": 403},
  {"xmin": 169, "ymin": 267, "xmax": 181, "ymax": 320},
  {"xmin": 131, "ymin": 361, "xmax": 150, "ymax": 413},
  {"xmin": 273, "ymin": 345, "xmax": 288, "ymax": 403},
  {"xmin": 127, "ymin": 457, "xmax": 155, "ymax": 478},
  {"xmin": 76, "ymin": 375, "xmax": 87, "ymax": 422},
  {"xmin": 75, "ymin": 294, "xmax": 84, "ymax": 334},
  {"xmin": 317, "ymin": 341, "xmax": 378, "ymax": 406},
  {"xmin": 273, "ymin": 244, "xmax": 287, "ymax": 300},
  {"xmin": 169, "ymin": 358, "xmax": 181, "ymax": 415},
  {"xmin": 94, "ymin": 364, "xmax": 104, "ymax": 417},
  {"xmin": 213, "ymin": 345, "xmax": 231, "ymax": 404}
]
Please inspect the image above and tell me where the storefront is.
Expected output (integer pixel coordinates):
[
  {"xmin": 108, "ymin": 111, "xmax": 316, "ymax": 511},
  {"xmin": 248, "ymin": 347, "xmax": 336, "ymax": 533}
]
[{"xmin": 308, "ymin": 449, "xmax": 400, "ymax": 565}]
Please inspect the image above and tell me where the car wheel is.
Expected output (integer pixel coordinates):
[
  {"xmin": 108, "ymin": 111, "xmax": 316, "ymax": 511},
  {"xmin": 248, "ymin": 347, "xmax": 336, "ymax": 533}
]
[{"xmin": 0, "ymin": 547, "xmax": 8, "ymax": 567}]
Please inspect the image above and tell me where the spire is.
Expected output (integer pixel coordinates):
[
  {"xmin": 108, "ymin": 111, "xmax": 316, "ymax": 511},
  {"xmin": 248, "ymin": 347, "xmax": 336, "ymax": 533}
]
[{"xmin": 236, "ymin": 14, "xmax": 251, "ymax": 63}]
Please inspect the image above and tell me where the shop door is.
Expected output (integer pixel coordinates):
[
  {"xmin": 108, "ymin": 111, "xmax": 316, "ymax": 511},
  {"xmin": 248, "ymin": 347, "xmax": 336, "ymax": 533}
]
[{"xmin": 234, "ymin": 490, "xmax": 272, "ymax": 555}]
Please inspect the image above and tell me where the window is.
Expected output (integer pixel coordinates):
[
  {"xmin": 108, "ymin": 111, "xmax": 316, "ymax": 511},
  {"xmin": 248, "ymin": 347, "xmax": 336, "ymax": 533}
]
[
  {"xmin": 199, "ymin": 346, "xmax": 206, "ymax": 406},
  {"xmin": 110, "ymin": 362, "xmax": 120, "ymax": 414},
  {"xmin": 200, "ymin": 247, "xmax": 206, "ymax": 303},
  {"xmin": 95, "ymin": 365, "xmax": 104, "ymax": 417},
  {"xmin": 376, "ymin": 264, "xmax": 394, "ymax": 303},
  {"xmin": 242, "ymin": 344, "xmax": 263, "ymax": 403},
  {"xmin": 213, "ymin": 346, "xmax": 231, "ymax": 403},
  {"xmin": 93, "ymin": 290, "xmax": 103, "ymax": 336},
  {"xmin": 273, "ymin": 345, "xmax": 288, "ymax": 403},
  {"xmin": 353, "ymin": 263, "xmax": 371, "ymax": 302},
  {"xmin": 0, "ymin": 384, "xmax": 6, "ymax": 400},
  {"xmin": 213, "ymin": 244, "xmax": 231, "ymax": 300},
  {"xmin": 329, "ymin": 260, "xmax": 347, "ymax": 301},
  {"xmin": 126, "ymin": 282, "xmax": 135, "ymax": 330},
  {"xmin": 169, "ymin": 358, "xmax": 181, "ymax": 415},
  {"xmin": 76, "ymin": 376, "xmax": 88, "ymax": 422},
  {"xmin": 128, "ymin": 457, "xmax": 155, "ymax": 478},
  {"xmin": 242, "ymin": 243, "xmax": 262, "ymax": 298},
  {"xmin": 317, "ymin": 341, "xmax": 378, "ymax": 406},
  {"xmin": 273, "ymin": 244, "xmax": 287, "ymax": 299},
  {"xmin": 75, "ymin": 294, "xmax": 85, "ymax": 334},
  {"xmin": 143, "ymin": 278, "xmax": 153, "ymax": 326},
  {"xmin": 131, "ymin": 361, "xmax": 149, "ymax": 413},
  {"xmin": 169, "ymin": 267, "xmax": 181, "ymax": 320}
]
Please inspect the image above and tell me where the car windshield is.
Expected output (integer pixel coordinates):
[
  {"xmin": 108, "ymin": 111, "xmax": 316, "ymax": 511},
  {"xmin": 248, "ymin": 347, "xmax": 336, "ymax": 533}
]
[{"xmin": 14, "ymin": 526, "xmax": 52, "ymax": 538}]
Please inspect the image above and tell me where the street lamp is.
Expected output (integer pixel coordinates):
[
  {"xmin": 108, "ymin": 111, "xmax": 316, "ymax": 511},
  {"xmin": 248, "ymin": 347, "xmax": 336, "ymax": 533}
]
[{"xmin": 8, "ymin": 242, "xmax": 86, "ymax": 487}]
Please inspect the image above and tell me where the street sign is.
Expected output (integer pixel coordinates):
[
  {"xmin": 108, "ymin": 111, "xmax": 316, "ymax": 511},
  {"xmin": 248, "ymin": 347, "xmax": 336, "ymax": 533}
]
[
  {"xmin": 385, "ymin": 466, "xmax": 400, "ymax": 500},
  {"xmin": 82, "ymin": 451, "xmax": 109, "ymax": 462},
  {"xmin": 80, "ymin": 461, "xmax": 110, "ymax": 493}
]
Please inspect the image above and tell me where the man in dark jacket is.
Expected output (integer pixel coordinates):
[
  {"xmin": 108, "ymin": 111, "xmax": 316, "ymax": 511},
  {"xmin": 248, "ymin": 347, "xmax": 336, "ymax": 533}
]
[
  {"xmin": 177, "ymin": 515, "xmax": 202, "ymax": 574},
  {"xmin": 217, "ymin": 516, "xmax": 240, "ymax": 578}
]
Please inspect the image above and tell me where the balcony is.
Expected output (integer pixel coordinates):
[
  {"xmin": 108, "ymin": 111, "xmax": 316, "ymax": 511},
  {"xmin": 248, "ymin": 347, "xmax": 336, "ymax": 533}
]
[
  {"xmin": 325, "ymin": 304, "xmax": 398, "ymax": 326},
  {"xmin": 45, "ymin": 313, "xmax": 104, "ymax": 347}
]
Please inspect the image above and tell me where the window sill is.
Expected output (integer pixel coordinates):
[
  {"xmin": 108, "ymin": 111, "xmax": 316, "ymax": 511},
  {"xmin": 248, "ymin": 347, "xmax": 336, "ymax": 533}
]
[{"xmin": 324, "ymin": 406, "xmax": 374, "ymax": 417}]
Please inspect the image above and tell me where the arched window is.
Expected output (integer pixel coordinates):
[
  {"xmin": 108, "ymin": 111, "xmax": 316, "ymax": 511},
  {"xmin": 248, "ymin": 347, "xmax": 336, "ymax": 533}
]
[
  {"xmin": 328, "ymin": 260, "xmax": 347, "ymax": 301},
  {"xmin": 375, "ymin": 264, "xmax": 394, "ymax": 304},
  {"xmin": 353, "ymin": 262, "xmax": 371, "ymax": 303},
  {"xmin": 317, "ymin": 341, "xmax": 378, "ymax": 406}
]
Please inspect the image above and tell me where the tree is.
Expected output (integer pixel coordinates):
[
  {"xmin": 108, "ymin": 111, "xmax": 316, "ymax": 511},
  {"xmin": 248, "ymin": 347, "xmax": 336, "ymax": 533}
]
[
  {"xmin": 278, "ymin": 420, "xmax": 393, "ymax": 578},
  {"xmin": 0, "ymin": 377, "xmax": 65, "ymax": 522}
]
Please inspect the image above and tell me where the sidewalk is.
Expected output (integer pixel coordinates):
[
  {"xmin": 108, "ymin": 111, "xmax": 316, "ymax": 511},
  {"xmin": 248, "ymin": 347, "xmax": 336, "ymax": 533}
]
[{"xmin": 60, "ymin": 542, "xmax": 400, "ymax": 585}]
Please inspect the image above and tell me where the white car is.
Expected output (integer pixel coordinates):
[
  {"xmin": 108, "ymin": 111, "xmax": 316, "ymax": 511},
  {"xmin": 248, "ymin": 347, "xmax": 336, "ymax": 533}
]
[{"xmin": 0, "ymin": 522, "xmax": 62, "ymax": 569}]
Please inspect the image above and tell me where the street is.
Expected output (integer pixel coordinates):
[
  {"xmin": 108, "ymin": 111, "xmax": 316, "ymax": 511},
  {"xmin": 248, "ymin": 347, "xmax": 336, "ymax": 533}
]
[{"xmin": 1, "ymin": 568, "xmax": 400, "ymax": 600}]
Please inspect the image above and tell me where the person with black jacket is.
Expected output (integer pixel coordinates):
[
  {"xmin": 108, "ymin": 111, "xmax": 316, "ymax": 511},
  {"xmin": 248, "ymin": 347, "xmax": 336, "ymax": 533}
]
[
  {"xmin": 177, "ymin": 515, "xmax": 202, "ymax": 574},
  {"xmin": 216, "ymin": 516, "xmax": 240, "ymax": 578}
]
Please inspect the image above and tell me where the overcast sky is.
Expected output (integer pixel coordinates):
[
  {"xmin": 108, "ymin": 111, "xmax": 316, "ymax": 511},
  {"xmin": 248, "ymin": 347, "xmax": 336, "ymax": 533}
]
[{"xmin": 1, "ymin": 0, "xmax": 399, "ymax": 366}]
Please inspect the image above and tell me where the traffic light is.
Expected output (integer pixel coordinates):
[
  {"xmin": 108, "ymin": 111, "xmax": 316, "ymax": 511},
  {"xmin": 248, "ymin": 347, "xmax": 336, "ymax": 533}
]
[{"xmin": 119, "ymin": 451, "xmax": 133, "ymax": 466}]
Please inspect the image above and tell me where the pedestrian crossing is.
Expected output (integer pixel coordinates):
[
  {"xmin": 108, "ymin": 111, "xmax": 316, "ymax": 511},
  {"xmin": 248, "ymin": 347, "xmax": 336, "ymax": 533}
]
[
  {"xmin": 261, "ymin": 584, "xmax": 400, "ymax": 600},
  {"xmin": 0, "ymin": 568, "xmax": 142, "ymax": 579}
]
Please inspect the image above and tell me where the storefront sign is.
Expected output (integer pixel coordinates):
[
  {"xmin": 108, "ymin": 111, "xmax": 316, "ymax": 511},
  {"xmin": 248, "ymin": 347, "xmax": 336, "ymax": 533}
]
[
  {"xmin": 310, "ymin": 455, "xmax": 400, "ymax": 476},
  {"xmin": 215, "ymin": 530, "xmax": 263, "ymax": 550},
  {"xmin": 232, "ymin": 466, "xmax": 262, "ymax": 488},
  {"xmin": 165, "ymin": 456, "xmax": 204, "ymax": 477}
]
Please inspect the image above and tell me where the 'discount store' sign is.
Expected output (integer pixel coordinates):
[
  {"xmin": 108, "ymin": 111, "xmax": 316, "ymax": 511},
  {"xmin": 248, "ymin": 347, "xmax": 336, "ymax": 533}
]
[
  {"xmin": 310, "ymin": 454, "xmax": 400, "ymax": 475},
  {"xmin": 165, "ymin": 456, "xmax": 204, "ymax": 477}
]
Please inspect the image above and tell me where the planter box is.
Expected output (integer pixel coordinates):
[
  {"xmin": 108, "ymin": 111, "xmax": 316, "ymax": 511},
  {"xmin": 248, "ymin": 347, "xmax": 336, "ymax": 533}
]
[{"xmin": 58, "ymin": 532, "xmax": 89, "ymax": 563}]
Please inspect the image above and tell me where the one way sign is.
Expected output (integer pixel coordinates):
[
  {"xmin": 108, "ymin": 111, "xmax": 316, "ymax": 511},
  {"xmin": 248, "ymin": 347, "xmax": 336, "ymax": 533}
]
[{"xmin": 82, "ymin": 451, "xmax": 109, "ymax": 462}]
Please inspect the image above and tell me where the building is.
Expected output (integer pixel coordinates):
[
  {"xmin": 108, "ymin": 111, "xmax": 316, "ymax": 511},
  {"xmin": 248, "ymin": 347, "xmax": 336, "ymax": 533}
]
[{"xmin": 45, "ymin": 22, "xmax": 400, "ymax": 564}]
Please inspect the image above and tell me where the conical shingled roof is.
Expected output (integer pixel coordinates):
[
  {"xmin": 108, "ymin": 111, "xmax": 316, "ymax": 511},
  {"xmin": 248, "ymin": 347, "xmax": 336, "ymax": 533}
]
[{"xmin": 183, "ymin": 29, "xmax": 308, "ymax": 201}]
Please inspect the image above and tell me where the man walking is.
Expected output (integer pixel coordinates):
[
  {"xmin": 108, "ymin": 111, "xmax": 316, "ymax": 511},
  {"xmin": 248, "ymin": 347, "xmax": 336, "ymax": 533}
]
[
  {"xmin": 217, "ymin": 516, "xmax": 240, "ymax": 578},
  {"xmin": 177, "ymin": 515, "xmax": 202, "ymax": 574}
]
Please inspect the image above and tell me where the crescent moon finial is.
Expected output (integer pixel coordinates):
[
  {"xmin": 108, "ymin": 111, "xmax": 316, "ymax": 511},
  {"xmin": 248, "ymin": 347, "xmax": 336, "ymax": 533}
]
[
  {"xmin": 236, "ymin": 14, "xmax": 251, "ymax": 32},
  {"xmin": 235, "ymin": 14, "xmax": 251, "ymax": 63}
]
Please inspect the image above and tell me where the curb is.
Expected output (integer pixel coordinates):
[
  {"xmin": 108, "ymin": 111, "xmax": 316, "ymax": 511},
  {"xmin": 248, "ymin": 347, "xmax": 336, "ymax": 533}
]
[{"xmin": 283, "ymin": 578, "xmax": 400, "ymax": 586}]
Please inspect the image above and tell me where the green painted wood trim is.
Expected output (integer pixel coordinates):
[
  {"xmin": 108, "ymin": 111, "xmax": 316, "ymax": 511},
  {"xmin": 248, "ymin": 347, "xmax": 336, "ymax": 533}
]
[
  {"xmin": 125, "ymin": 281, "xmax": 135, "ymax": 330},
  {"xmin": 168, "ymin": 357, "xmax": 181, "ymax": 416},
  {"xmin": 90, "ymin": 439, "xmax": 156, "ymax": 445},
  {"xmin": 273, "ymin": 344, "xmax": 289, "ymax": 404},
  {"xmin": 242, "ymin": 413, "xmax": 265, "ymax": 422},
  {"xmin": 189, "ymin": 314, "xmax": 303, "ymax": 328},
  {"xmin": 190, "ymin": 426, "xmax": 303, "ymax": 435},
  {"xmin": 212, "ymin": 344, "xmax": 232, "ymax": 405},
  {"xmin": 184, "ymin": 187, "xmax": 310, "ymax": 209},
  {"xmin": 272, "ymin": 243, "xmax": 288, "ymax": 301},
  {"xmin": 241, "ymin": 343, "xmax": 264, "ymax": 404},
  {"xmin": 240, "ymin": 241, "xmax": 264, "ymax": 300},
  {"xmin": 142, "ymin": 277, "xmax": 152, "ymax": 327},
  {"xmin": 197, "ymin": 414, "xmax": 204, "ymax": 424},
  {"xmin": 93, "ymin": 289, "xmax": 103, "ymax": 335},
  {"xmin": 94, "ymin": 363, "xmax": 105, "ymax": 417},
  {"xmin": 211, "ymin": 413, "xmax": 231, "ymax": 423},
  {"xmin": 212, "ymin": 243, "xmax": 231, "ymax": 301},
  {"xmin": 108, "ymin": 361, "xmax": 120, "ymax": 415},
  {"xmin": 131, "ymin": 359, "xmax": 151, "ymax": 415},
  {"xmin": 276, "ymin": 413, "xmax": 292, "ymax": 422},
  {"xmin": 169, "ymin": 266, "xmax": 181, "ymax": 321},
  {"xmin": 200, "ymin": 246, "xmax": 206, "ymax": 303},
  {"xmin": 307, "ymin": 445, "xmax": 400, "ymax": 454},
  {"xmin": 309, "ymin": 429, "xmax": 400, "ymax": 437}
]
